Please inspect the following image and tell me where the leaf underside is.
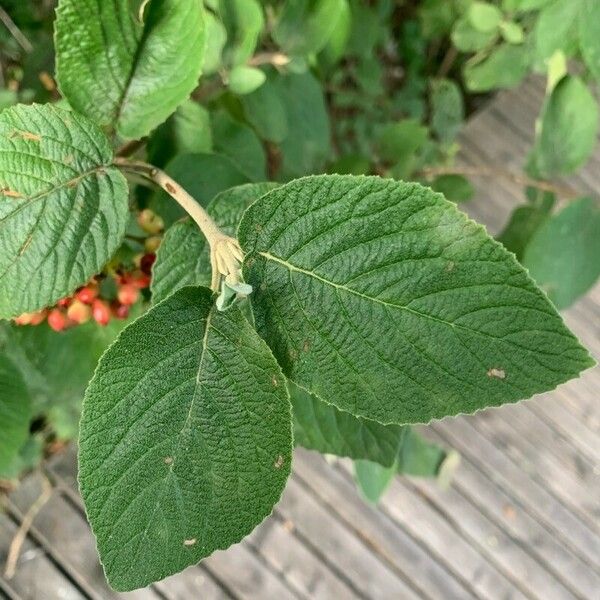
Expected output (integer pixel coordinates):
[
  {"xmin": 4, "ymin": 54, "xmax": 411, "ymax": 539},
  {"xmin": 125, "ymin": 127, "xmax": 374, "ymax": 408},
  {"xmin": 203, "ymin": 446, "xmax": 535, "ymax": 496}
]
[
  {"xmin": 79, "ymin": 286, "xmax": 292, "ymax": 591},
  {"xmin": 239, "ymin": 175, "xmax": 593, "ymax": 425},
  {"xmin": 55, "ymin": 0, "xmax": 205, "ymax": 139},
  {"xmin": 0, "ymin": 104, "xmax": 128, "ymax": 319}
]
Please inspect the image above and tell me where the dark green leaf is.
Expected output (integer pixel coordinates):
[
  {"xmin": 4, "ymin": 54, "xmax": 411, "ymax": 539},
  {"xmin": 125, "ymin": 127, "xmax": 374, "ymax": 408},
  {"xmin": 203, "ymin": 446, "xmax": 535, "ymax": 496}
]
[
  {"xmin": 430, "ymin": 175, "xmax": 475, "ymax": 203},
  {"xmin": 55, "ymin": 0, "xmax": 205, "ymax": 139},
  {"xmin": 534, "ymin": 0, "xmax": 581, "ymax": 62},
  {"xmin": 430, "ymin": 79, "xmax": 464, "ymax": 145},
  {"xmin": 578, "ymin": 0, "xmax": 600, "ymax": 80},
  {"xmin": 464, "ymin": 44, "xmax": 530, "ymax": 92},
  {"xmin": 0, "ymin": 355, "xmax": 31, "ymax": 474},
  {"xmin": 219, "ymin": 0, "xmax": 264, "ymax": 66},
  {"xmin": 240, "ymin": 175, "xmax": 593, "ymax": 425},
  {"xmin": 523, "ymin": 197, "xmax": 600, "ymax": 309},
  {"xmin": 79, "ymin": 286, "xmax": 292, "ymax": 591},
  {"xmin": 0, "ymin": 104, "xmax": 128, "ymax": 319}
]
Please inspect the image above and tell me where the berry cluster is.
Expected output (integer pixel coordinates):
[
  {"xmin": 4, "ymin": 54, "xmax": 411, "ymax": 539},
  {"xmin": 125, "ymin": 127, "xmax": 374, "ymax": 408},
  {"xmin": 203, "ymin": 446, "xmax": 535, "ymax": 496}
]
[{"xmin": 13, "ymin": 210, "xmax": 163, "ymax": 332}]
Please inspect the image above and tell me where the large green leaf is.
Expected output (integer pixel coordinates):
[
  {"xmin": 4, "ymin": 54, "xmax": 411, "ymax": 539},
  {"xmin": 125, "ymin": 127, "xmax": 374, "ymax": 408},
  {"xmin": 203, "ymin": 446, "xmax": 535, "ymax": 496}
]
[
  {"xmin": 579, "ymin": 0, "xmax": 600, "ymax": 80},
  {"xmin": 151, "ymin": 182, "xmax": 277, "ymax": 304},
  {"xmin": 0, "ymin": 104, "xmax": 128, "ymax": 319},
  {"xmin": 79, "ymin": 286, "xmax": 292, "ymax": 591},
  {"xmin": 239, "ymin": 175, "xmax": 593, "ymax": 425},
  {"xmin": 529, "ymin": 75, "xmax": 598, "ymax": 177},
  {"xmin": 534, "ymin": 0, "xmax": 581, "ymax": 62},
  {"xmin": 523, "ymin": 197, "xmax": 600, "ymax": 309},
  {"xmin": 0, "ymin": 355, "xmax": 31, "ymax": 474},
  {"xmin": 464, "ymin": 44, "xmax": 530, "ymax": 92},
  {"xmin": 289, "ymin": 381, "xmax": 404, "ymax": 466},
  {"xmin": 55, "ymin": 0, "xmax": 205, "ymax": 139}
]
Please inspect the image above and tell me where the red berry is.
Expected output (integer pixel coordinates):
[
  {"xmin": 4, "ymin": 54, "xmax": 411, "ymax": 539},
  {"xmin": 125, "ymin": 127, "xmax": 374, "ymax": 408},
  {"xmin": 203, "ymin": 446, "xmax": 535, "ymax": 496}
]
[
  {"xmin": 111, "ymin": 301, "xmax": 130, "ymax": 320},
  {"xmin": 131, "ymin": 269, "xmax": 151, "ymax": 289},
  {"xmin": 48, "ymin": 309, "xmax": 68, "ymax": 332},
  {"xmin": 140, "ymin": 253, "xmax": 156, "ymax": 276},
  {"xmin": 57, "ymin": 297, "xmax": 72, "ymax": 308},
  {"xmin": 92, "ymin": 299, "xmax": 111, "ymax": 325},
  {"xmin": 118, "ymin": 283, "xmax": 140, "ymax": 306},
  {"xmin": 75, "ymin": 284, "xmax": 98, "ymax": 305},
  {"xmin": 67, "ymin": 300, "xmax": 92, "ymax": 324}
]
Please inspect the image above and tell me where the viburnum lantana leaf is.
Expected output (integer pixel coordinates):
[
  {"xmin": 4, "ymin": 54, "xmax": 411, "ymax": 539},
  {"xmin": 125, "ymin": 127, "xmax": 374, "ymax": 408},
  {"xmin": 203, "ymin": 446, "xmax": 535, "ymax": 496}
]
[
  {"xmin": 79, "ymin": 286, "xmax": 292, "ymax": 591},
  {"xmin": 289, "ymin": 381, "xmax": 405, "ymax": 466},
  {"xmin": 55, "ymin": 0, "xmax": 205, "ymax": 140},
  {"xmin": 0, "ymin": 355, "xmax": 31, "ymax": 474},
  {"xmin": 239, "ymin": 175, "xmax": 594, "ymax": 425},
  {"xmin": 152, "ymin": 182, "xmax": 277, "ymax": 304},
  {"xmin": 0, "ymin": 104, "xmax": 128, "ymax": 319}
]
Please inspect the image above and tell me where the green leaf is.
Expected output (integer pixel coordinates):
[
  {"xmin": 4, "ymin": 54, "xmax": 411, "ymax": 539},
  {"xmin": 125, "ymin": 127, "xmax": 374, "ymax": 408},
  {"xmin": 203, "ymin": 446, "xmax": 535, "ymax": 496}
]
[
  {"xmin": 534, "ymin": 0, "xmax": 582, "ymax": 63},
  {"xmin": 0, "ymin": 355, "xmax": 31, "ymax": 474},
  {"xmin": 219, "ymin": 0, "xmax": 264, "ymax": 66},
  {"xmin": 430, "ymin": 79, "xmax": 464, "ymax": 145},
  {"xmin": 397, "ymin": 428, "xmax": 447, "ymax": 477},
  {"xmin": 55, "ymin": 0, "xmax": 205, "ymax": 139},
  {"xmin": 523, "ymin": 197, "xmax": 600, "ymax": 309},
  {"xmin": 354, "ymin": 459, "xmax": 396, "ymax": 503},
  {"xmin": 464, "ymin": 44, "xmax": 530, "ymax": 92},
  {"xmin": 499, "ymin": 20, "xmax": 525, "ymax": 44},
  {"xmin": 377, "ymin": 119, "xmax": 429, "ymax": 164},
  {"xmin": 289, "ymin": 380, "xmax": 404, "ymax": 466},
  {"xmin": 152, "ymin": 182, "xmax": 277, "ymax": 304},
  {"xmin": 273, "ymin": 0, "xmax": 346, "ymax": 56},
  {"xmin": 578, "ymin": 0, "xmax": 600, "ymax": 80},
  {"xmin": 0, "ymin": 104, "xmax": 128, "ymax": 319},
  {"xmin": 497, "ymin": 193, "xmax": 555, "ymax": 261},
  {"xmin": 239, "ymin": 175, "xmax": 593, "ymax": 426},
  {"xmin": 529, "ymin": 75, "xmax": 599, "ymax": 178},
  {"xmin": 211, "ymin": 110, "xmax": 267, "ymax": 181},
  {"xmin": 79, "ymin": 286, "xmax": 292, "ymax": 591},
  {"xmin": 149, "ymin": 153, "xmax": 249, "ymax": 227},
  {"xmin": 451, "ymin": 17, "xmax": 497, "ymax": 52},
  {"xmin": 228, "ymin": 66, "xmax": 266, "ymax": 95},
  {"xmin": 202, "ymin": 10, "xmax": 227, "ymax": 75},
  {"xmin": 0, "ymin": 319, "xmax": 128, "ymax": 440},
  {"xmin": 147, "ymin": 100, "xmax": 212, "ymax": 168},
  {"xmin": 468, "ymin": 2, "xmax": 502, "ymax": 33},
  {"xmin": 430, "ymin": 175, "xmax": 475, "ymax": 203}
]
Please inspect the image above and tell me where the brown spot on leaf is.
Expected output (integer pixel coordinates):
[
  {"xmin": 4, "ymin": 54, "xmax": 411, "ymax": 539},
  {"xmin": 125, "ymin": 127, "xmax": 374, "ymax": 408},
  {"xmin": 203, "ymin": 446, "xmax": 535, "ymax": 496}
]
[
  {"xmin": 271, "ymin": 375, "xmax": 279, "ymax": 387},
  {"xmin": 445, "ymin": 261, "xmax": 455, "ymax": 272},
  {"xmin": 274, "ymin": 455, "xmax": 284, "ymax": 469},
  {"xmin": 165, "ymin": 182, "xmax": 177, "ymax": 194},
  {"xmin": 289, "ymin": 349, "xmax": 298, "ymax": 360},
  {"xmin": 11, "ymin": 130, "xmax": 41, "ymax": 142},
  {"xmin": 302, "ymin": 340, "xmax": 310, "ymax": 353},
  {"xmin": 2, "ymin": 188, "xmax": 22, "ymax": 198},
  {"xmin": 164, "ymin": 456, "xmax": 173, "ymax": 465},
  {"xmin": 63, "ymin": 154, "xmax": 74, "ymax": 165},
  {"xmin": 183, "ymin": 538, "xmax": 197, "ymax": 546},
  {"xmin": 487, "ymin": 368, "xmax": 506, "ymax": 380}
]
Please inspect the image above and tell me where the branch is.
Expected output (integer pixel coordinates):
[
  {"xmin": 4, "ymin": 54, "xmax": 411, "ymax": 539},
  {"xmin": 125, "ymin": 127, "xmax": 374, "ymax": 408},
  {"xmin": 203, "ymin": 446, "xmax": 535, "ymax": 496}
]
[
  {"xmin": 4, "ymin": 474, "xmax": 53, "ymax": 580},
  {"xmin": 114, "ymin": 158, "xmax": 244, "ymax": 292},
  {"xmin": 0, "ymin": 6, "xmax": 32, "ymax": 53},
  {"xmin": 417, "ymin": 165, "xmax": 579, "ymax": 199}
]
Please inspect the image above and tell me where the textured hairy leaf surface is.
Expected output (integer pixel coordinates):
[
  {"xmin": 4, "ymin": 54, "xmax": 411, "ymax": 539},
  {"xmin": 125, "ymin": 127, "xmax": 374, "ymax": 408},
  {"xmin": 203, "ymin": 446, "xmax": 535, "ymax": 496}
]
[
  {"xmin": 79, "ymin": 286, "xmax": 292, "ymax": 591},
  {"xmin": 240, "ymin": 175, "xmax": 593, "ymax": 425},
  {"xmin": 0, "ymin": 355, "xmax": 31, "ymax": 473},
  {"xmin": 152, "ymin": 182, "xmax": 277, "ymax": 304},
  {"xmin": 55, "ymin": 0, "xmax": 205, "ymax": 139},
  {"xmin": 289, "ymin": 381, "xmax": 404, "ymax": 466},
  {"xmin": 0, "ymin": 104, "xmax": 128, "ymax": 319}
]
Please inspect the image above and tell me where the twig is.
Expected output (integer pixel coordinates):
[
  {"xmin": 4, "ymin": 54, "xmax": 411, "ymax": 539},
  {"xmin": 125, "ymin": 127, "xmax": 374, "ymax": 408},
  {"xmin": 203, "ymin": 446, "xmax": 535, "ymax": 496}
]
[
  {"xmin": 436, "ymin": 46, "xmax": 458, "ymax": 79},
  {"xmin": 418, "ymin": 165, "xmax": 579, "ymax": 199},
  {"xmin": 4, "ymin": 474, "xmax": 53, "ymax": 580},
  {"xmin": 114, "ymin": 158, "xmax": 244, "ymax": 291},
  {"xmin": 116, "ymin": 138, "xmax": 147, "ymax": 158},
  {"xmin": 248, "ymin": 52, "xmax": 290, "ymax": 68},
  {"xmin": 0, "ymin": 6, "xmax": 33, "ymax": 53}
]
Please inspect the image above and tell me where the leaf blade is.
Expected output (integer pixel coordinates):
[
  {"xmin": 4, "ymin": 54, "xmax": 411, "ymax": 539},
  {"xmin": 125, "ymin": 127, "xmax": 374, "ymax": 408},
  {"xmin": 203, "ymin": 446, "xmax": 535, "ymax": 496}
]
[
  {"xmin": 79, "ymin": 286, "xmax": 292, "ymax": 591},
  {"xmin": 239, "ymin": 175, "xmax": 593, "ymax": 425}
]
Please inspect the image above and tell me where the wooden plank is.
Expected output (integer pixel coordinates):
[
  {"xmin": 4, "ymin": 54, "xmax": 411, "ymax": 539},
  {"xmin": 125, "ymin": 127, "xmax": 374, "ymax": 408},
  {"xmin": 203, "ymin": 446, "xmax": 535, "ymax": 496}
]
[
  {"xmin": 419, "ymin": 426, "xmax": 600, "ymax": 599},
  {"xmin": 471, "ymin": 408, "xmax": 600, "ymax": 531},
  {"xmin": 333, "ymin": 461, "xmax": 527, "ymax": 600},
  {"xmin": 0, "ymin": 512, "xmax": 86, "ymax": 600},
  {"xmin": 431, "ymin": 417, "xmax": 600, "ymax": 570},
  {"xmin": 292, "ymin": 449, "xmax": 475, "ymax": 600},
  {"xmin": 276, "ymin": 475, "xmax": 420, "ymax": 599},
  {"xmin": 245, "ymin": 513, "xmax": 362, "ymax": 600}
]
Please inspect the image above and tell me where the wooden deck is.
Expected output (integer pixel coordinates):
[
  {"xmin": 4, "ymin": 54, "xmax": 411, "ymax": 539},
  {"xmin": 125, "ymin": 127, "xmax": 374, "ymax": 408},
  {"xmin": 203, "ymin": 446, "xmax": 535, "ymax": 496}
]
[{"xmin": 2, "ymin": 78, "xmax": 600, "ymax": 600}]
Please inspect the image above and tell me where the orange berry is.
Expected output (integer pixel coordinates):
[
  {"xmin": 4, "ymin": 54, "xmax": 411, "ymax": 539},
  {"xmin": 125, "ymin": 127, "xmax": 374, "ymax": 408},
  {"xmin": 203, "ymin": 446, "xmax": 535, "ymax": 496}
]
[
  {"xmin": 75, "ymin": 284, "xmax": 98, "ymax": 305},
  {"xmin": 29, "ymin": 310, "xmax": 48, "ymax": 326},
  {"xmin": 131, "ymin": 269, "xmax": 151, "ymax": 289},
  {"xmin": 117, "ymin": 284, "xmax": 140, "ymax": 306},
  {"xmin": 14, "ymin": 312, "xmax": 35, "ymax": 326},
  {"xmin": 67, "ymin": 300, "xmax": 92, "ymax": 324},
  {"xmin": 92, "ymin": 299, "xmax": 111, "ymax": 325},
  {"xmin": 48, "ymin": 309, "xmax": 68, "ymax": 332}
]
